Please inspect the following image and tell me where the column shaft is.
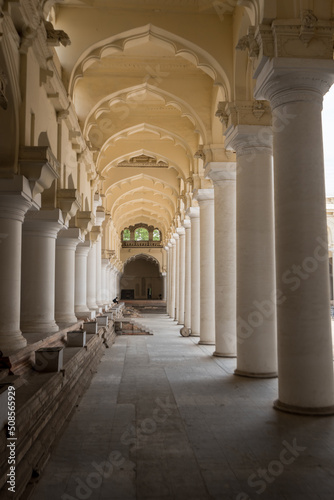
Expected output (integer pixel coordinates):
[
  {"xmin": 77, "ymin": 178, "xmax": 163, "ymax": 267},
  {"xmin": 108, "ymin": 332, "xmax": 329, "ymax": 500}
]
[
  {"xmin": 188, "ymin": 208, "xmax": 200, "ymax": 336},
  {"xmin": 255, "ymin": 59, "xmax": 334, "ymax": 413},
  {"xmin": 177, "ymin": 227, "xmax": 185, "ymax": 325},
  {"xmin": 184, "ymin": 220, "xmax": 192, "ymax": 332},
  {"xmin": 87, "ymin": 243, "xmax": 98, "ymax": 311},
  {"xmin": 75, "ymin": 241, "xmax": 91, "ymax": 318},
  {"xmin": 206, "ymin": 163, "xmax": 237, "ymax": 357},
  {"xmin": 21, "ymin": 209, "xmax": 64, "ymax": 334},
  {"xmin": 194, "ymin": 190, "xmax": 215, "ymax": 345},
  {"xmin": 55, "ymin": 229, "xmax": 82, "ymax": 324},
  {"xmin": 0, "ymin": 177, "xmax": 32, "ymax": 353}
]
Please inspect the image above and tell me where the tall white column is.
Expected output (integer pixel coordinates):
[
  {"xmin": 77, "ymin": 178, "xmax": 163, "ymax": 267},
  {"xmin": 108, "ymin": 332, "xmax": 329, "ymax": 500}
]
[
  {"xmin": 255, "ymin": 58, "xmax": 334, "ymax": 414},
  {"xmin": 106, "ymin": 262, "xmax": 112, "ymax": 304},
  {"xmin": 87, "ymin": 242, "xmax": 98, "ymax": 311},
  {"xmin": 169, "ymin": 238, "xmax": 176, "ymax": 319},
  {"xmin": 21, "ymin": 209, "xmax": 64, "ymax": 334},
  {"xmin": 75, "ymin": 240, "xmax": 91, "ymax": 318},
  {"xmin": 193, "ymin": 190, "xmax": 215, "ymax": 345},
  {"xmin": 96, "ymin": 237, "xmax": 103, "ymax": 308},
  {"xmin": 174, "ymin": 232, "xmax": 180, "ymax": 320},
  {"xmin": 101, "ymin": 258, "xmax": 109, "ymax": 305},
  {"xmin": 162, "ymin": 272, "xmax": 167, "ymax": 301},
  {"xmin": 183, "ymin": 219, "xmax": 192, "ymax": 335},
  {"xmin": 206, "ymin": 162, "xmax": 237, "ymax": 357},
  {"xmin": 187, "ymin": 207, "xmax": 200, "ymax": 337},
  {"xmin": 55, "ymin": 228, "xmax": 82, "ymax": 324},
  {"xmin": 177, "ymin": 227, "xmax": 185, "ymax": 325},
  {"xmin": 0, "ymin": 177, "xmax": 32, "ymax": 354},
  {"xmin": 225, "ymin": 125, "xmax": 277, "ymax": 377},
  {"xmin": 166, "ymin": 243, "xmax": 173, "ymax": 317}
]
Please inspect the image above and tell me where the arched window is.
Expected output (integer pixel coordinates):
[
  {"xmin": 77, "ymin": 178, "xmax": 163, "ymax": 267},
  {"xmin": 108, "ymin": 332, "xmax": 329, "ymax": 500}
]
[
  {"xmin": 153, "ymin": 229, "xmax": 161, "ymax": 241},
  {"xmin": 134, "ymin": 227, "xmax": 149, "ymax": 241},
  {"xmin": 122, "ymin": 228, "xmax": 130, "ymax": 241}
]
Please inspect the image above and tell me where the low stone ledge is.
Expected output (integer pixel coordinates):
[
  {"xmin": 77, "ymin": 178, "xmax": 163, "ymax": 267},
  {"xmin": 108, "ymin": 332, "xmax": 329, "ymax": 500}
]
[{"xmin": 0, "ymin": 323, "xmax": 116, "ymax": 499}]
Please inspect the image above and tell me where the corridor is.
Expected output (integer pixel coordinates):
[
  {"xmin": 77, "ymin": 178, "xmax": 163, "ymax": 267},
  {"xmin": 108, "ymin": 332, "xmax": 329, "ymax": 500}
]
[{"xmin": 30, "ymin": 315, "xmax": 334, "ymax": 500}]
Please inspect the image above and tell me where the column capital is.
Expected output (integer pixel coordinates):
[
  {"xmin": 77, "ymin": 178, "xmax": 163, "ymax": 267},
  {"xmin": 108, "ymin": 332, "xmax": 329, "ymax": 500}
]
[
  {"xmin": 176, "ymin": 227, "xmax": 185, "ymax": 237},
  {"xmin": 0, "ymin": 175, "xmax": 32, "ymax": 222},
  {"xmin": 186, "ymin": 206, "xmax": 200, "ymax": 219},
  {"xmin": 224, "ymin": 124, "xmax": 273, "ymax": 157},
  {"xmin": 169, "ymin": 238, "xmax": 176, "ymax": 246},
  {"xmin": 254, "ymin": 58, "xmax": 334, "ymax": 109},
  {"xmin": 182, "ymin": 218, "xmax": 191, "ymax": 230},
  {"xmin": 205, "ymin": 162, "xmax": 236, "ymax": 183},
  {"xmin": 23, "ymin": 208, "xmax": 65, "ymax": 238},
  {"xmin": 77, "ymin": 240, "xmax": 91, "ymax": 256},
  {"xmin": 57, "ymin": 227, "xmax": 84, "ymax": 247},
  {"xmin": 173, "ymin": 232, "xmax": 179, "ymax": 240},
  {"xmin": 193, "ymin": 188, "xmax": 214, "ymax": 204}
]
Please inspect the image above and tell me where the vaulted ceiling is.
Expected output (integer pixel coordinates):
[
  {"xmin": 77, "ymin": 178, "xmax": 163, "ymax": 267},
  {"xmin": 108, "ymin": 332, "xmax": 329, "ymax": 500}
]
[{"xmin": 52, "ymin": 0, "xmax": 234, "ymax": 240}]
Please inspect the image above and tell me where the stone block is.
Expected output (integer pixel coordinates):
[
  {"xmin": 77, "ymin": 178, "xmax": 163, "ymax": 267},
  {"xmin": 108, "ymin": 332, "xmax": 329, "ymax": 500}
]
[
  {"xmin": 67, "ymin": 330, "xmax": 86, "ymax": 347},
  {"xmin": 96, "ymin": 315, "xmax": 108, "ymax": 327},
  {"xmin": 35, "ymin": 347, "xmax": 64, "ymax": 372},
  {"xmin": 83, "ymin": 321, "xmax": 98, "ymax": 334}
]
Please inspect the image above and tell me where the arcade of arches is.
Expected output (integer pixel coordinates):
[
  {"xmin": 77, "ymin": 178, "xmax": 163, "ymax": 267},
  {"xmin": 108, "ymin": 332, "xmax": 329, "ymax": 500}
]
[{"xmin": 2, "ymin": 0, "xmax": 334, "ymax": 497}]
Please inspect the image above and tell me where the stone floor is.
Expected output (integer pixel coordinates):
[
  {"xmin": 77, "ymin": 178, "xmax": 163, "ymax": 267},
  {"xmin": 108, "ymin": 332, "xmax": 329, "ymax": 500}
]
[{"xmin": 30, "ymin": 314, "xmax": 334, "ymax": 500}]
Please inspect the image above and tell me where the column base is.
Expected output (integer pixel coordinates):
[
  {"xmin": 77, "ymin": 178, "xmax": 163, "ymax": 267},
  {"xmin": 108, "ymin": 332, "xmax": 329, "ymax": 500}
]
[
  {"xmin": 21, "ymin": 321, "xmax": 59, "ymax": 334},
  {"xmin": 273, "ymin": 399, "xmax": 334, "ymax": 416},
  {"xmin": 0, "ymin": 331, "xmax": 27, "ymax": 355},
  {"xmin": 198, "ymin": 340, "xmax": 215, "ymax": 345},
  {"xmin": 234, "ymin": 369, "xmax": 278, "ymax": 379},
  {"xmin": 213, "ymin": 351, "xmax": 236, "ymax": 358},
  {"xmin": 55, "ymin": 314, "xmax": 78, "ymax": 325},
  {"xmin": 190, "ymin": 333, "xmax": 200, "ymax": 337}
]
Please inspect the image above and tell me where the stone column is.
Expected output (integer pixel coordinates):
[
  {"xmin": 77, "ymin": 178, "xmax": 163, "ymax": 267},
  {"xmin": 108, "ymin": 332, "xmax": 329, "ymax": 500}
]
[
  {"xmin": 182, "ymin": 219, "xmax": 192, "ymax": 335},
  {"xmin": 193, "ymin": 190, "xmax": 215, "ymax": 345},
  {"xmin": 96, "ymin": 237, "xmax": 103, "ymax": 308},
  {"xmin": 225, "ymin": 124, "xmax": 277, "ymax": 377},
  {"xmin": 55, "ymin": 228, "xmax": 83, "ymax": 324},
  {"xmin": 166, "ymin": 243, "xmax": 173, "ymax": 317},
  {"xmin": 169, "ymin": 238, "xmax": 176, "ymax": 319},
  {"xmin": 206, "ymin": 162, "xmax": 237, "ymax": 357},
  {"xmin": 21, "ymin": 208, "xmax": 64, "ymax": 334},
  {"xmin": 255, "ymin": 58, "xmax": 334, "ymax": 414},
  {"xmin": 106, "ymin": 262, "xmax": 112, "ymax": 304},
  {"xmin": 187, "ymin": 207, "xmax": 200, "ymax": 337},
  {"xmin": 75, "ymin": 240, "xmax": 91, "ymax": 319},
  {"xmin": 176, "ymin": 227, "xmax": 186, "ymax": 325},
  {"xmin": 0, "ymin": 177, "xmax": 32, "ymax": 354},
  {"xmin": 173, "ymin": 232, "xmax": 180, "ymax": 320},
  {"xmin": 87, "ymin": 242, "xmax": 98, "ymax": 311},
  {"xmin": 101, "ymin": 258, "xmax": 109, "ymax": 305},
  {"xmin": 162, "ymin": 272, "xmax": 167, "ymax": 301}
]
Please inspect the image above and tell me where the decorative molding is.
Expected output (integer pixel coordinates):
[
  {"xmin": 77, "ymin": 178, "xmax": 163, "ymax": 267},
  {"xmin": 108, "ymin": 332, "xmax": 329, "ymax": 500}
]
[
  {"xmin": 117, "ymin": 154, "xmax": 168, "ymax": 168},
  {"xmin": 236, "ymin": 27, "xmax": 259, "ymax": 59},
  {"xmin": 44, "ymin": 20, "xmax": 71, "ymax": 47},
  {"xmin": 194, "ymin": 148, "xmax": 206, "ymax": 162},
  {"xmin": 299, "ymin": 10, "xmax": 318, "ymax": 47},
  {"xmin": 215, "ymin": 102, "xmax": 229, "ymax": 127}
]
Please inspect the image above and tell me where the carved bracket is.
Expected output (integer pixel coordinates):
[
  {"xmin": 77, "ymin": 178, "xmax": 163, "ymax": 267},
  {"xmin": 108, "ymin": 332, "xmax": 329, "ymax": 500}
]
[
  {"xmin": 236, "ymin": 26, "xmax": 260, "ymax": 59},
  {"xmin": 57, "ymin": 189, "xmax": 81, "ymax": 226},
  {"xmin": 19, "ymin": 146, "xmax": 60, "ymax": 198},
  {"xmin": 44, "ymin": 20, "xmax": 71, "ymax": 47}
]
